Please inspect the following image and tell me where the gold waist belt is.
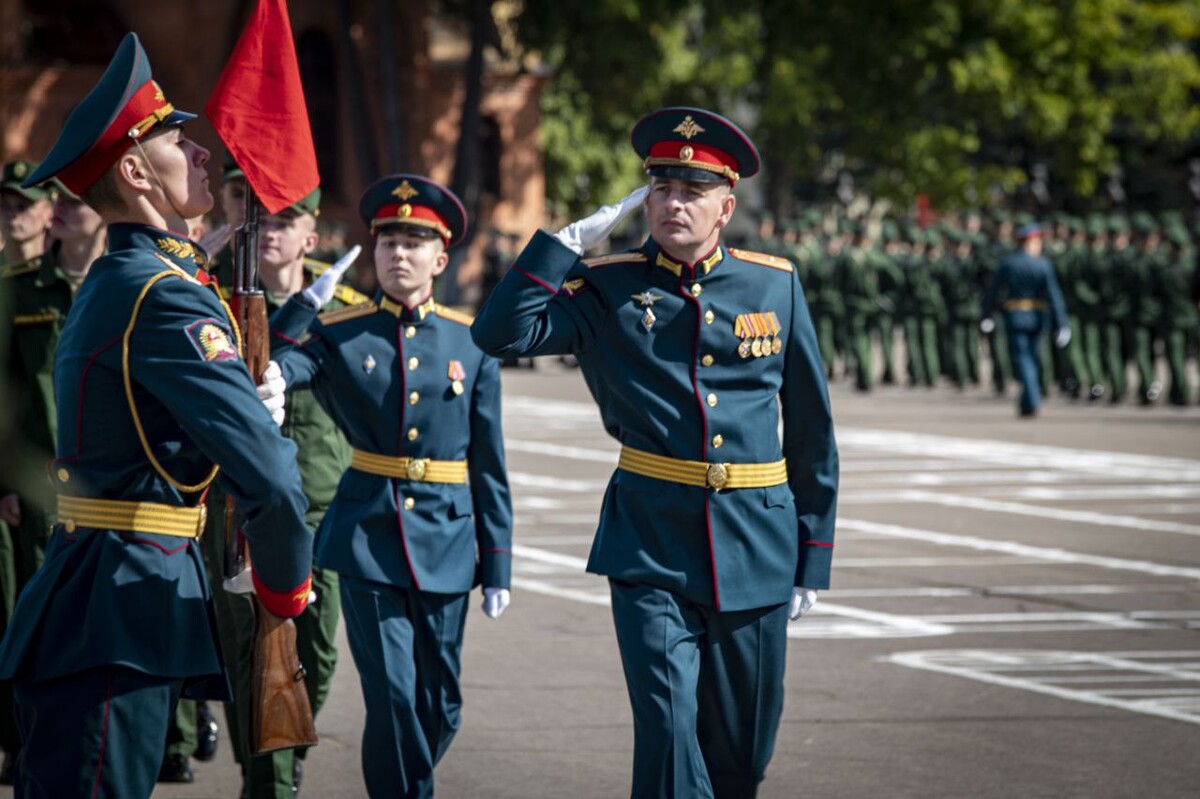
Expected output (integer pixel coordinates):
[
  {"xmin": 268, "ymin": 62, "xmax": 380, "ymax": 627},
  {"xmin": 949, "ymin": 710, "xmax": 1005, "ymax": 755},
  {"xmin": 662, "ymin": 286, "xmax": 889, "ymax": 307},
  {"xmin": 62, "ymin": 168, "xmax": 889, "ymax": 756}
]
[
  {"xmin": 618, "ymin": 445, "xmax": 787, "ymax": 491},
  {"xmin": 350, "ymin": 449, "xmax": 468, "ymax": 484},
  {"xmin": 57, "ymin": 495, "xmax": 206, "ymax": 538},
  {"xmin": 1003, "ymin": 299, "xmax": 1046, "ymax": 311}
]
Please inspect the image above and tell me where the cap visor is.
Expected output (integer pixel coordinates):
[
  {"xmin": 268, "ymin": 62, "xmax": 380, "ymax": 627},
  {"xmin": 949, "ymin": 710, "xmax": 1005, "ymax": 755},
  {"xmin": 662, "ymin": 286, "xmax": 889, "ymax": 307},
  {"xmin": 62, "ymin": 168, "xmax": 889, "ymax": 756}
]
[{"xmin": 647, "ymin": 165, "xmax": 727, "ymax": 184}]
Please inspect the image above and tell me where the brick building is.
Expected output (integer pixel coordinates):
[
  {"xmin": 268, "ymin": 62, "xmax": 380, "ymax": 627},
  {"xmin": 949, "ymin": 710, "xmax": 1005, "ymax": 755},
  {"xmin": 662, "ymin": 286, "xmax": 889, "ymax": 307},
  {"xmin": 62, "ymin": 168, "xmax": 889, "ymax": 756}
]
[{"xmin": 0, "ymin": 0, "xmax": 548, "ymax": 300}]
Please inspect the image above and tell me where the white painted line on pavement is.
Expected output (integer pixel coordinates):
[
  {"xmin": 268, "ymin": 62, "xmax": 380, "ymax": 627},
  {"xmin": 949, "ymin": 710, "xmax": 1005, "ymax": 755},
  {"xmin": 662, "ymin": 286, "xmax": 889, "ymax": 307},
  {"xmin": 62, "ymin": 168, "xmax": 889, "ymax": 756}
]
[
  {"xmin": 838, "ymin": 519, "xmax": 1200, "ymax": 580},
  {"xmin": 886, "ymin": 650, "xmax": 1200, "ymax": 725}
]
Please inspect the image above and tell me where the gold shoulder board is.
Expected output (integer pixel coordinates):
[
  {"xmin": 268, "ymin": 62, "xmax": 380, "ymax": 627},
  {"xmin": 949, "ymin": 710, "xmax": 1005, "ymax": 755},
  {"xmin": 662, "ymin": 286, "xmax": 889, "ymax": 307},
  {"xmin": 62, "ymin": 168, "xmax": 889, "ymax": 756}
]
[
  {"xmin": 582, "ymin": 252, "xmax": 648, "ymax": 268},
  {"xmin": 433, "ymin": 303, "xmax": 475, "ymax": 326},
  {"xmin": 304, "ymin": 257, "xmax": 332, "ymax": 276},
  {"xmin": 333, "ymin": 284, "xmax": 371, "ymax": 306},
  {"xmin": 728, "ymin": 248, "xmax": 794, "ymax": 273},
  {"xmin": 319, "ymin": 302, "xmax": 378, "ymax": 325},
  {"xmin": 1, "ymin": 260, "xmax": 41, "ymax": 279}
]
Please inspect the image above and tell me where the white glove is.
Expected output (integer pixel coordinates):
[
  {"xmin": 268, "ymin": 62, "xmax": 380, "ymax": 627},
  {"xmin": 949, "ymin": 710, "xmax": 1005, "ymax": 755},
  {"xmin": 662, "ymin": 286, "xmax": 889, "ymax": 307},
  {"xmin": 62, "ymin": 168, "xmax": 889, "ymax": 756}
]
[
  {"xmin": 482, "ymin": 587, "xmax": 510, "ymax": 619},
  {"xmin": 1055, "ymin": 327, "xmax": 1071, "ymax": 348},
  {"xmin": 980, "ymin": 318, "xmax": 995, "ymax": 334},
  {"xmin": 222, "ymin": 567, "xmax": 317, "ymax": 604},
  {"xmin": 553, "ymin": 186, "xmax": 649, "ymax": 255},
  {"xmin": 257, "ymin": 360, "xmax": 287, "ymax": 426},
  {"xmin": 789, "ymin": 587, "xmax": 818, "ymax": 620},
  {"xmin": 301, "ymin": 244, "xmax": 362, "ymax": 308}
]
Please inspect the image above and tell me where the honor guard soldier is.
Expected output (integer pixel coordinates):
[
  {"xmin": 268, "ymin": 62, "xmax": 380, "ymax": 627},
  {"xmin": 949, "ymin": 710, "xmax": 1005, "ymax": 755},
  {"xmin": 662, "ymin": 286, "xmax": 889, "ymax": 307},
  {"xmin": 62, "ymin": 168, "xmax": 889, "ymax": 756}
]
[
  {"xmin": 473, "ymin": 107, "xmax": 839, "ymax": 798},
  {"xmin": 982, "ymin": 223, "xmax": 1070, "ymax": 417},
  {"xmin": 272, "ymin": 174, "xmax": 513, "ymax": 798},
  {"xmin": 203, "ymin": 186, "xmax": 365, "ymax": 797},
  {"xmin": 0, "ymin": 33, "xmax": 318, "ymax": 798}
]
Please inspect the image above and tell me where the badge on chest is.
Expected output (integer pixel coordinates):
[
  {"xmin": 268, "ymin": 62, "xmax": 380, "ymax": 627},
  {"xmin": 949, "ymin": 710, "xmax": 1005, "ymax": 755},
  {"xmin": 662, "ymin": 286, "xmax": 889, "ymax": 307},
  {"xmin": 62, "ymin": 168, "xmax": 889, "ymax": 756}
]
[
  {"xmin": 734, "ymin": 312, "xmax": 782, "ymax": 358},
  {"xmin": 632, "ymin": 290, "xmax": 663, "ymax": 332}
]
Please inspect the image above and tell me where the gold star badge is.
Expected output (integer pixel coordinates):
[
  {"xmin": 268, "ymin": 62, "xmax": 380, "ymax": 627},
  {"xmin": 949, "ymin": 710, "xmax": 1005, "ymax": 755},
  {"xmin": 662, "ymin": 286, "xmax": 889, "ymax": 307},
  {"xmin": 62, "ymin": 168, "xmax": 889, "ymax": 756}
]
[
  {"xmin": 392, "ymin": 180, "xmax": 418, "ymax": 201},
  {"xmin": 674, "ymin": 115, "xmax": 705, "ymax": 140},
  {"xmin": 632, "ymin": 290, "xmax": 662, "ymax": 307}
]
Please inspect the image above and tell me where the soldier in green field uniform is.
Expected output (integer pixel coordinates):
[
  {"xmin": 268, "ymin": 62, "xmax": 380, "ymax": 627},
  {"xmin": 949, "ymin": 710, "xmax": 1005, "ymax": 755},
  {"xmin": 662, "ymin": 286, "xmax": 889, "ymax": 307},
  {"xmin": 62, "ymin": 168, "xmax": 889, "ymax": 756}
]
[
  {"xmin": 1154, "ymin": 224, "xmax": 1195, "ymax": 406},
  {"xmin": 901, "ymin": 230, "xmax": 944, "ymax": 387},
  {"xmin": 810, "ymin": 230, "xmax": 845, "ymax": 378},
  {"xmin": 1128, "ymin": 213, "xmax": 1165, "ymax": 405},
  {"xmin": 1101, "ymin": 215, "xmax": 1135, "ymax": 403},
  {"xmin": 1077, "ymin": 216, "xmax": 1110, "ymax": 400},
  {"xmin": 982, "ymin": 212, "xmax": 1014, "ymax": 394},
  {"xmin": 874, "ymin": 223, "xmax": 904, "ymax": 385},
  {"xmin": 202, "ymin": 187, "xmax": 364, "ymax": 798},
  {"xmin": 839, "ymin": 223, "xmax": 879, "ymax": 391},
  {"xmin": 1056, "ymin": 218, "xmax": 1091, "ymax": 398},
  {"xmin": 941, "ymin": 230, "xmax": 984, "ymax": 389}
]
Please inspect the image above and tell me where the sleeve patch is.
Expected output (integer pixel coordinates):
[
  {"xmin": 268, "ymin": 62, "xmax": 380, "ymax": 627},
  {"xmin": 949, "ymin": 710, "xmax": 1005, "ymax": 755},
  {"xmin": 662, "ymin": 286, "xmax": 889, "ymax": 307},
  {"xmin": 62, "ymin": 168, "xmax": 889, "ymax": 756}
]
[
  {"xmin": 184, "ymin": 318, "xmax": 239, "ymax": 362},
  {"xmin": 560, "ymin": 277, "xmax": 588, "ymax": 297}
]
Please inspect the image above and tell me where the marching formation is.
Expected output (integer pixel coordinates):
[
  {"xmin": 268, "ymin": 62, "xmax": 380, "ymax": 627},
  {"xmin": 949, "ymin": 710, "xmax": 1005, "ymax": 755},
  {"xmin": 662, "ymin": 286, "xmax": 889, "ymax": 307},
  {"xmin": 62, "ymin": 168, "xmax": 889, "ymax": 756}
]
[{"xmin": 739, "ymin": 208, "xmax": 1200, "ymax": 409}]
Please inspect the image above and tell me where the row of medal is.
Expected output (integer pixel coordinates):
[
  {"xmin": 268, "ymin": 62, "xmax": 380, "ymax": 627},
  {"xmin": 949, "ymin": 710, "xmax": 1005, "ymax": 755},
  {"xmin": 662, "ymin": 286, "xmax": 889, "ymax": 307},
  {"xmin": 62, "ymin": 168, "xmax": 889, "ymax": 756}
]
[{"xmin": 734, "ymin": 312, "xmax": 783, "ymax": 358}]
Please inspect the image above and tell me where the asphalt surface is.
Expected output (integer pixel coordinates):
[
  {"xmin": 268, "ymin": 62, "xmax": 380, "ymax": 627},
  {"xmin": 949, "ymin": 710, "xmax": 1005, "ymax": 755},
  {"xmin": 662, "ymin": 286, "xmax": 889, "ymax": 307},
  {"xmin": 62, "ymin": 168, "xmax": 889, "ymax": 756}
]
[{"xmin": 6, "ymin": 363, "xmax": 1200, "ymax": 798}]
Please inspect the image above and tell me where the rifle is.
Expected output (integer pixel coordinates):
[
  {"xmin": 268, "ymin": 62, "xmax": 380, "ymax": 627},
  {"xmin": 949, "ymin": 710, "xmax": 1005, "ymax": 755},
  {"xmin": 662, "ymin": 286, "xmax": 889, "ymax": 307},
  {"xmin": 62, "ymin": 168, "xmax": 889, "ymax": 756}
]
[{"xmin": 228, "ymin": 186, "xmax": 318, "ymax": 754}]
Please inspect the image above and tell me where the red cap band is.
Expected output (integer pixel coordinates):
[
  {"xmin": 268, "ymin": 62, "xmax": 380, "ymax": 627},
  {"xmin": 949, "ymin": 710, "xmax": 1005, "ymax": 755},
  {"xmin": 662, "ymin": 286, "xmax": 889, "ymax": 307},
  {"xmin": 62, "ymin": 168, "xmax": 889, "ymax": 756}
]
[
  {"xmin": 372, "ymin": 202, "xmax": 451, "ymax": 242},
  {"xmin": 56, "ymin": 80, "xmax": 174, "ymax": 195}
]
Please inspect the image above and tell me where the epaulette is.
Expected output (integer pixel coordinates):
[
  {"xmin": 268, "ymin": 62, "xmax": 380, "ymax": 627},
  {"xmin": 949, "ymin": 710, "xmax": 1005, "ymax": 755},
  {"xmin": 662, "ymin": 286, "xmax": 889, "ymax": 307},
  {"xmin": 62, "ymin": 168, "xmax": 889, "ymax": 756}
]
[
  {"xmin": 728, "ymin": 248, "xmax": 794, "ymax": 273},
  {"xmin": 433, "ymin": 303, "xmax": 474, "ymax": 326},
  {"xmin": 583, "ymin": 252, "xmax": 648, "ymax": 268},
  {"xmin": 1, "ymin": 260, "xmax": 41, "ymax": 279},
  {"xmin": 333, "ymin": 283, "xmax": 371, "ymax": 305},
  {"xmin": 319, "ymin": 302, "xmax": 378, "ymax": 325}
]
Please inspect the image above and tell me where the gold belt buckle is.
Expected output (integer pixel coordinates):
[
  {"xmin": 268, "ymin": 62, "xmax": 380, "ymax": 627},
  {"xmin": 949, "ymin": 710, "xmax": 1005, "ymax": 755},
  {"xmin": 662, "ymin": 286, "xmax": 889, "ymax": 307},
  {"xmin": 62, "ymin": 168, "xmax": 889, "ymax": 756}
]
[
  {"xmin": 406, "ymin": 458, "xmax": 428, "ymax": 481},
  {"xmin": 706, "ymin": 462, "xmax": 730, "ymax": 491}
]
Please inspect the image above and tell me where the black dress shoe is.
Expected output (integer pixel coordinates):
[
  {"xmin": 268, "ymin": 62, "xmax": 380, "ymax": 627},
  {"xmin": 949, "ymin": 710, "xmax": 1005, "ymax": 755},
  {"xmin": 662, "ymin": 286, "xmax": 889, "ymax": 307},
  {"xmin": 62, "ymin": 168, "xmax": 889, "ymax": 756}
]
[
  {"xmin": 158, "ymin": 753, "xmax": 194, "ymax": 783},
  {"xmin": 194, "ymin": 701, "xmax": 219, "ymax": 762},
  {"xmin": 0, "ymin": 751, "xmax": 14, "ymax": 785},
  {"xmin": 293, "ymin": 758, "xmax": 304, "ymax": 793}
]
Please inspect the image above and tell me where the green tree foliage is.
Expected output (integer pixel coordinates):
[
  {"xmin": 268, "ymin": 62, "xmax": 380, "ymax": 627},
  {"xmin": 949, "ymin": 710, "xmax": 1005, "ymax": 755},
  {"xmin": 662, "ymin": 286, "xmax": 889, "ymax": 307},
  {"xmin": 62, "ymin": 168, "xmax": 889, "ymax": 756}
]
[{"xmin": 515, "ymin": 0, "xmax": 1200, "ymax": 212}]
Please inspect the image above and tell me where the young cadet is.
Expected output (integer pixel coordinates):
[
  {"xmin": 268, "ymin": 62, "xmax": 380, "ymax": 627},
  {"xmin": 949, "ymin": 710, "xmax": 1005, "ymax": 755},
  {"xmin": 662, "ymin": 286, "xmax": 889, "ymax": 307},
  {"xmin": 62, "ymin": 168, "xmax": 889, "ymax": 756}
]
[
  {"xmin": 205, "ymin": 187, "xmax": 365, "ymax": 798},
  {"xmin": 272, "ymin": 174, "xmax": 512, "ymax": 798},
  {"xmin": 473, "ymin": 107, "xmax": 839, "ymax": 798},
  {"xmin": 0, "ymin": 33, "xmax": 327, "ymax": 797}
]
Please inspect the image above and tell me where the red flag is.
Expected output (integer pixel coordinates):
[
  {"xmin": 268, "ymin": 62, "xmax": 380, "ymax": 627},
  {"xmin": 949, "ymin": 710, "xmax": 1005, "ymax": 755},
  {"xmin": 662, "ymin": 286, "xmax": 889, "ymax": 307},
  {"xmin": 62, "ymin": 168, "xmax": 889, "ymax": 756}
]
[{"xmin": 205, "ymin": 0, "xmax": 319, "ymax": 214}]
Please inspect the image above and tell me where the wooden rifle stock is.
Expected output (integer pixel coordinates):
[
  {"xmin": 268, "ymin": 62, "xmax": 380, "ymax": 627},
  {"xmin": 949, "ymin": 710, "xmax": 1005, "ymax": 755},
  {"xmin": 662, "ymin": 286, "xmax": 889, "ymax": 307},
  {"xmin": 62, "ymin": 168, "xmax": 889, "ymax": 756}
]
[{"xmin": 229, "ymin": 188, "xmax": 318, "ymax": 754}]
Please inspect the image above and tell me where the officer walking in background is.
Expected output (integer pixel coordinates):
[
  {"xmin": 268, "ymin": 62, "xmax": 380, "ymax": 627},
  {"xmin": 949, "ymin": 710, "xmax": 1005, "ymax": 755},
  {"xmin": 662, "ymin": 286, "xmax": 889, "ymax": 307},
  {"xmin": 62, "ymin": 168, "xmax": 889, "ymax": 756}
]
[
  {"xmin": 473, "ymin": 106, "xmax": 838, "ymax": 798},
  {"xmin": 982, "ymin": 223, "xmax": 1070, "ymax": 417},
  {"xmin": 0, "ymin": 33, "xmax": 321, "ymax": 797}
]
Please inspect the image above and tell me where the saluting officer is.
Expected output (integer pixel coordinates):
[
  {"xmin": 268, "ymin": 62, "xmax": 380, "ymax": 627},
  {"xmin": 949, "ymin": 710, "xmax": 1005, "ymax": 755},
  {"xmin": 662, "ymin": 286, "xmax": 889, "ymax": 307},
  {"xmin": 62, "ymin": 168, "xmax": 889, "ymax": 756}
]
[
  {"xmin": 272, "ymin": 175, "xmax": 513, "ymax": 799},
  {"xmin": 473, "ymin": 107, "xmax": 839, "ymax": 798},
  {"xmin": 0, "ymin": 33, "xmax": 319, "ymax": 798},
  {"xmin": 982, "ymin": 223, "xmax": 1070, "ymax": 417}
]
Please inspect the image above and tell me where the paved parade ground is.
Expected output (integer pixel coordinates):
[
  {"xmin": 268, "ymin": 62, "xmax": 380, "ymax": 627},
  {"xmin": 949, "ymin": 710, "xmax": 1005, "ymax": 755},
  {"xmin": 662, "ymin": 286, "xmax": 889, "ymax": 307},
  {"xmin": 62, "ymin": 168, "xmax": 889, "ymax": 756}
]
[{"xmin": 9, "ymin": 364, "xmax": 1200, "ymax": 798}]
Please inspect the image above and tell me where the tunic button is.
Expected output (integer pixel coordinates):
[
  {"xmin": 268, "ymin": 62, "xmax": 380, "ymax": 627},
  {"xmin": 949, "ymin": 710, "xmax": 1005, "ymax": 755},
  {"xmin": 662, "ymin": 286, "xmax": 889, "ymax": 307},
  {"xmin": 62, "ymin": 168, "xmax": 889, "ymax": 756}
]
[
  {"xmin": 712, "ymin": 434, "xmax": 724, "ymax": 448},
  {"xmin": 701, "ymin": 354, "xmax": 714, "ymax": 367},
  {"xmin": 409, "ymin": 391, "xmax": 420, "ymax": 405},
  {"xmin": 690, "ymin": 283, "xmax": 703, "ymax": 297},
  {"xmin": 706, "ymin": 393, "xmax": 718, "ymax": 407},
  {"xmin": 408, "ymin": 357, "xmax": 419, "ymax": 370},
  {"xmin": 405, "ymin": 326, "xmax": 416, "ymax": 339},
  {"xmin": 403, "ymin": 497, "xmax": 415, "ymax": 510},
  {"xmin": 704, "ymin": 309, "xmax": 715, "ymax": 324},
  {"xmin": 56, "ymin": 467, "xmax": 70, "ymax": 483},
  {"xmin": 407, "ymin": 427, "xmax": 419, "ymax": 441}
]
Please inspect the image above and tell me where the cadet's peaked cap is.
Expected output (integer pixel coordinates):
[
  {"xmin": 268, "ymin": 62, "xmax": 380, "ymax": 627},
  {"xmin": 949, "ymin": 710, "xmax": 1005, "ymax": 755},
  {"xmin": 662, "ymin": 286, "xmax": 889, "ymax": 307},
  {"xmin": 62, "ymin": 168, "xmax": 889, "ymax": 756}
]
[
  {"xmin": 22, "ymin": 33, "xmax": 195, "ymax": 196},
  {"xmin": 359, "ymin": 174, "xmax": 467, "ymax": 247},
  {"xmin": 632, "ymin": 107, "xmax": 759, "ymax": 185},
  {"xmin": 1015, "ymin": 223, "xmax": 1042, "ymax": 240},
  {"xmin": 222, "ymin": 154, "xmax": 245, "ymax": 183},
  {"xmin": 2, "ymin": 160, "xmax": 57, "ymax": 201}
]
